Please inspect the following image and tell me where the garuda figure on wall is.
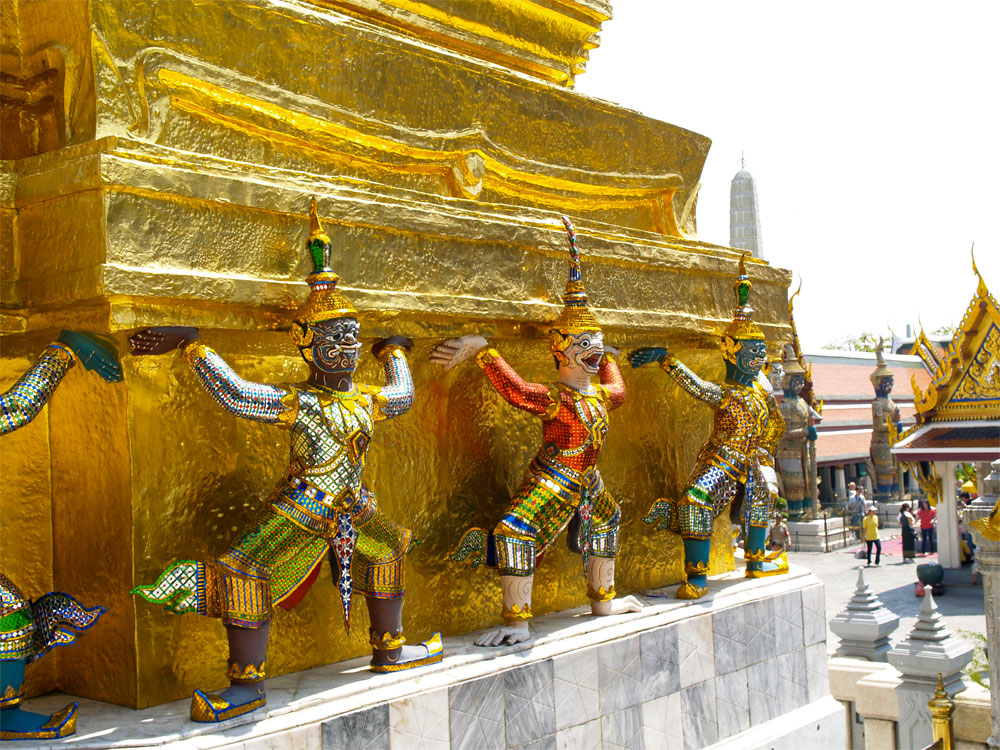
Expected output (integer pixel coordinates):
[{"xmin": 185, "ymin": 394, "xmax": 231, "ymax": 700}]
[
  {"xmin": 1, "ymin": 332, "xmax": 117, "ymax": 740},
  {"xmin": 432, "ymin": 217, "xmax": 641, "ymax": 646},
  {"xmin": 129, "ymin": 199, "xmax": 442, "ymax": 725},
  {"xmin": 630, "ymin": 256, "xmax": 786, "ymax": 599}
]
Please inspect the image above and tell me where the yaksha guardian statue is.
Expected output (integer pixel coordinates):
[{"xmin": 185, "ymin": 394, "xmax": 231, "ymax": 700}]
[
  {"xmin": 776, "ymin": 344, "xmax": 815, "ymax": 518},
  {"xmin": 630, "ymin": 256, "xmax": 786, "ymax": 599},
  {"xmin": 432, "ymin": 217, "xmax": 641, "ymax": 647},
  {"xmin": 869, "ymin": 339, "xmax": 901, "ymax": 502},
  {"xmin": 129, "ymin": 199, "xmax": 442, "ymax": 724},
  {"xmin": 1, "ymin": 332, "xmax": 117, "ymax": 740}
]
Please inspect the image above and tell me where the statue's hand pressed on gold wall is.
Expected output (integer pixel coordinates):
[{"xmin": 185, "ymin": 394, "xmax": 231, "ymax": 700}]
[
  {"xmin": 372, "ymin": 335, "xmax": 413, "ymax": 360},
  {"xmin": 129, "ymin": 326, "xmax": 200, "ymax": 356},
  {"xmin": 429, "ymin": 334, "xmax": 488, "ymax": 371},
  {"xmin": 627, "ymin": 346, "xmax": 669, "ymax": 368}
]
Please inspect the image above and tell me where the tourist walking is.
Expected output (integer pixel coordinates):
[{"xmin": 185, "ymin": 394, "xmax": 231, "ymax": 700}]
[
  {"xmin": 846, "ymin": 482, "xmax": 865, "ymax": 542},
  {"xmin": 898, "ymin": 502, "xmax": 916, "ymax": 562},
  {"xmin": 768, "ymin": 512, "xmax": 791, "ymax": 552},
  {"xmin": 916, "ymin": 499, "xmax": 936, "ymax": 554},
  {"xmin": 863, "ymin": 507, "xmax": 882, "ymax": 566}
]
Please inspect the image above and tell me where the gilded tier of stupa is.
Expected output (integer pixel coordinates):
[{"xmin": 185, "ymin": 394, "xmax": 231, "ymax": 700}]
[{"xmin": 1, "ymin": 0, "xmax": 791, "ymax": 707}]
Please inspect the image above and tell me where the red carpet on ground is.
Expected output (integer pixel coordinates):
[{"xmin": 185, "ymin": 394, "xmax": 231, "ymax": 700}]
[{"xmin": 842, "ymin": 535, "xmax": 938, "ymax": 559}]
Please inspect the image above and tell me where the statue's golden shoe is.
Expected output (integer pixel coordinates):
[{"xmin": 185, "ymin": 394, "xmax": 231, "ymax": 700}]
[
  {"xmin": 745, "ymin": 552, "xmax": 789, "ymax": 578},
  {"xmin": 0, "ymin": 702, "xmax": 78, "ymax": 740},
  {"xmin": 676, "ymin": 581, "xmax": 708, "ymax": 600},
  {"xmin": 370, "ymin": 632, "xmax": 444, "ymax": 673},
  {"xmin": 189, "ymin": 688, "xmax": 266, "ymax": 723}
]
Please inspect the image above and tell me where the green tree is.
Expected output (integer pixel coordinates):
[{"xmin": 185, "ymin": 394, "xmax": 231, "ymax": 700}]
[{"xmin": 822, "ymin": 331, "xmax": 890, "ymax": 352}]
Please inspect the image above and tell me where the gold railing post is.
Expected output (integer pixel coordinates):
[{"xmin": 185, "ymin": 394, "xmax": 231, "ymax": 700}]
[{"xmin": 927, "ymin": 673, "xmax": 955, "ymax": 750}]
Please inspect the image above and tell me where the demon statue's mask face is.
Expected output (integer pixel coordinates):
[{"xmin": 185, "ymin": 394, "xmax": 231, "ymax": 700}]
[
  {"xmin": 556, "ymin": 331, "xmax": 604, "ymax": 375},
  {"xmin": 306, "ymin": 318, "xmax": 361, "ymax": 373},
  {"xmin": 783, "ymin": 373, "xmax": 806, "ymax": 398},
  {"xmin": 768, "ymin": 361, "xmax": 785, "ymax": 391},
  {"xmin": 723, "ymin": 337, "xmax": 767, "ymax": 385},
  {"xmin": 875, "ymin": 375, "xmax": 894, "ymax": 397}
]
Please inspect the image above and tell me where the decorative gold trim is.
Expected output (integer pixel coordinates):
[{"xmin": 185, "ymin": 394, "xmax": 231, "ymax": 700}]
[
  {"xmin": 475, "ymin": 346, "xmax": 500, "ymax": 368},
  {"xmin": 586, "ymin": 585, "xmax": 616, "ymax": 602},
  {"xmin": 684, "ymin": 560, "xmax": 710, "ymax": 576},
  {"xmin": 375, "ymin": 344, "xmax": 406, "ymax": 364},
  {"xmin": 502, "ymin": 603, "xmax": 532, "ymax": 621},
  {"xmin": 226, "ymin": 660, "xmax": 266, "ymax": 684},
  {"xmin": 744, "ymin": 549, "xmax": 768, "ymax": 563},
  {"xmin": 0, "ymin": 683, "xmax": 25, "ymax": 708},
  {"xmin": 180, "ymin": 338, "xmax": 209, "ymax": 366},
  {"xmin": 676, "ymin": 581, "xmax": 708, "ymax": 600},
  {"xmin": 369, "ymin": 629, "xmax": 407, "ymax": 651}
]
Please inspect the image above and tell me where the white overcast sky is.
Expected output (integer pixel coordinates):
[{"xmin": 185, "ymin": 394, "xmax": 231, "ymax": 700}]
[{"xmin": 575, "ymin": 1, "xmax": 1000, "ymax": 351}]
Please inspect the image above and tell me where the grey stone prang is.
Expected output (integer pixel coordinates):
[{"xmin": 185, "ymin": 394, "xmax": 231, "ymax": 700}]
[
  {"xmin": 829, "ymin": 569, "xmax": 899, "ymax": 661},
  {"xmin": 887, "ymin": 590, "xmax": 974, "ymax": 693}
]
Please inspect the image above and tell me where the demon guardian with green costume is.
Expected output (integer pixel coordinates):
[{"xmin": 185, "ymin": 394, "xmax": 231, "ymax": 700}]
[
  {"xmin": 630, "ymin": 256, "xmax": 787, "ymax": 599},
  {"xmin": 0, "ymin": 332, "xmax": 119, "ymax": 740},
  {"xmin": 129, "ymin": 199, "xmax": 441, "ymax": 725}
]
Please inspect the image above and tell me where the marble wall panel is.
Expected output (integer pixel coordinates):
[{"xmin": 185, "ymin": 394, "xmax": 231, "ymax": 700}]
[
  {"xmin": 801, "ymin": 584, "xmax": 827, "ymax": 647},
  {"xmin": 678, "ymin": 614, "xmax": 715, "ymax": 688},
  {"xmin": 601, "ymin": 704, "xmax": 643, "ymax": 750},
  {"xmin": 449, "ymin": 674, "xmax": 505, "ymax": 750},
  {"xmin": 504, "ymin": 660, "xmax": 555, "ymax": 749},
  {"xmin": 776, "ymin": 649, "xmax": 809, "ymax": 710},
  {"xmin": 641, "ymin": 692, "xmax": 683, "ymax": 749},
  {"xmin": 554, "ymin": 718, "xmax": 602, "ymax": 750},
  {"xmin": 552, "ymin": 648, "xmax": 600, "ymax": 732},
  {"xmin": 747, "ymin": 657, "xmax": 780, "ymax": 725},
  {"xmin": 389, "ymin": 687, "xmax": 450, "ymax": 749},
  {"xmin": 745, "ymin": 598, "xmax": 777, "ymax": 664},
  {"xmin": 681, "ymin": 679, "xmax": 719, "ymax": 750},
  {"xmin": 715, "ymin": 669, "xmax": 751, "ymax": 737},
  {"xmin": 712, "ymin": 606, "xmax": 747, "ymax": 676},
  {"xmin": 805, "ymin": 642, "xmax": 831, "ymax": 703},
  {"xmin": 639, "ymin": 623, "xmax": 679, "ymax": 701},
  {"xmin": 322, "ymin": 704, "xmax": 390, "ymax": 750},
  {"xmin": 598, "ymin": 636, "xmax": 642, "ymax": 715},
  {"xmin": 774, "ymin": 591, "xmax": 804, "ymax": 655}
]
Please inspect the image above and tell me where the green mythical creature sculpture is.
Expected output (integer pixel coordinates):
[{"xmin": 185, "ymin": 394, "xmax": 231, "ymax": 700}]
[
  {"xmin": 629, "ymin": 256, "xmax": 787, "ymax": 599},
  {"xmin": 1, "ymin": 331, "xmax": 119, "ymax": 740},
  {"xmin": 128, "ymin": 199, "xmax": 441, "ymax": 725}
]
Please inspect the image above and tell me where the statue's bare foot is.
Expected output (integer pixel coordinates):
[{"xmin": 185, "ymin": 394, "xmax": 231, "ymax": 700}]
[
  {"xmin": 475, "ymin": 622, "xmax": 531, "ymax": 647},
  {"xmin": 591, "ymin": 595, "xmax": 643, "ymax": 616}
]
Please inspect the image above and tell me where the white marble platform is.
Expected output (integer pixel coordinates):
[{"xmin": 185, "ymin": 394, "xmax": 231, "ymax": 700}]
[
  {"xmin": 788, "ymin": 518, "xmax": 850, "ymax": 552},
  {"xmin": 21, "ymin": 564, "xmax": 840, "ymax": 750}
]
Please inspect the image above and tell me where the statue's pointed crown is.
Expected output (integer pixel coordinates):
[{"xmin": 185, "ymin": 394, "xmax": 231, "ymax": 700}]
[
  {"xmin": 782, "ymin": 343, "xmax": 806, "ymax": 375},
  {"xmin": 870, "ymin": 337, "xmax": 893, "ymax": 381},
  {"xmin": 549, "ymin": 215, "xmax": 601, "ymax": 337},
  {"xmin": 293, "ymin": 198, "xmax": 357, "ymax": 328},
  {"xmin": 722, "ymin": 254, "xmax": 764, "ymax": 341}
]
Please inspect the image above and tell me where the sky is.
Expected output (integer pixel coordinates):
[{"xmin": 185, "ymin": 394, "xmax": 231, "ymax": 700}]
[{"xmin": 575, "ymin": 1, "xmax": 1000, "ymax": 351}]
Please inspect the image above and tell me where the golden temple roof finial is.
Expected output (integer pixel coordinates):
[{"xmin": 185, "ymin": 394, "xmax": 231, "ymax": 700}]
[
  {"xmin": 971, "ymin": 242, "xmax": 988, "ymax": 298},
  {"xmin": 788, "ymin": 277, "xmax": 801, "ymax": 316}
]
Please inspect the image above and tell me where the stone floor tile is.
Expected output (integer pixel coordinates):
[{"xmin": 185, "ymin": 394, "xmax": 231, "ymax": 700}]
[
  {"xmin": 597, "ymin": 636, "xmax": 642, "ymax": 715},
  {"xmin": 678, "ymin": 614, "xmax": 715, "ymax": 689},
  {"xmin": 504, "ymin": 659, "xmax": 556, "ymax": 748},
  {"xmin": 449, "ymin": 674, "xmax": 504, "ymax": 750},
  {"xmin": 553, "ymin": 648, "xmax": 600, "ymax": 731},
  {"xmin": 639, "ymin": 624, "xmax": 679, "ymax": 701}
]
